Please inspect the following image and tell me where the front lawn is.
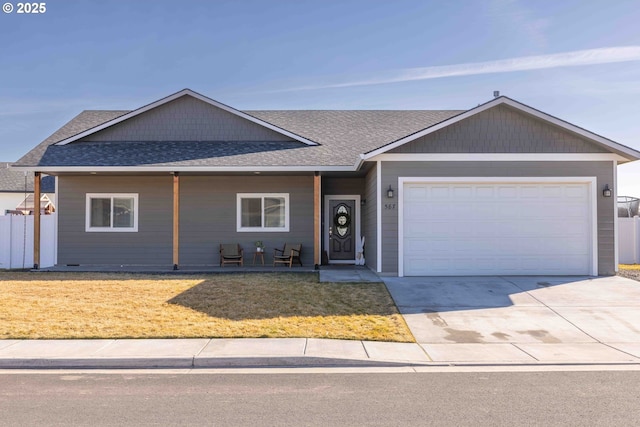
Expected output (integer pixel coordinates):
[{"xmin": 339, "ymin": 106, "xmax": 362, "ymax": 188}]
[
  {"xmin": 618, "ymin": 264, "xmax": 640, "ymax": 281},
  {"xmin": 0, "ymin": 272, "xmax": 414, "ymax": 342}
]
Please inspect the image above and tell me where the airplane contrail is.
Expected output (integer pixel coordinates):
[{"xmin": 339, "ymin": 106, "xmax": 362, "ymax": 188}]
[{"xmin": 286, "ymin": 46, "xmax": 640, "ymax": 90}]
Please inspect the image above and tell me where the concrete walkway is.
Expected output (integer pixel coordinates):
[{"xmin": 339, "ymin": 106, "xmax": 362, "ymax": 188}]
[
  {"xmin": 0, "ymin": 338, "xmax": 429, "ymax": 369},
  {"xmin": 1, "ymin": 335, "xmax": 638, "ymax": 369}
]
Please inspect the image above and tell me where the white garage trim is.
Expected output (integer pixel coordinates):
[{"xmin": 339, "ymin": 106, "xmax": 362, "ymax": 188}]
[
  {"xmin": 614, "ymin": 160, "xmax": 618, "ymax": 271},
  {"xmin": 398, "ymin": 177, "xmax": 598, "ymax": 277}
]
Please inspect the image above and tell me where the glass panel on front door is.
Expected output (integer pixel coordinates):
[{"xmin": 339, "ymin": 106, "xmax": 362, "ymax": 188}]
[{"xmin": 329, "ymin": 200, "xmax": 355, "ymax": 261}]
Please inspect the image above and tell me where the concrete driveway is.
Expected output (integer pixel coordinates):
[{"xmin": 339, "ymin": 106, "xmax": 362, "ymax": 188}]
[{"xmin": 383, "ymin": 275, "xmax": 640, "ymax": 363}]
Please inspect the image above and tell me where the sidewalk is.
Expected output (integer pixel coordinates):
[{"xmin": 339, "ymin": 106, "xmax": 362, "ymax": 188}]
[{"xmin": 1, "ymin": 338, "xmax": 639, "ymax": 369}]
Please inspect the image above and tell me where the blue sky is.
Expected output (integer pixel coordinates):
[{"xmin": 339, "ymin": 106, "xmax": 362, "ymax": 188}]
[{"xmin": 1, "ymin": 0, "xmax": 639, "ymax": 193}]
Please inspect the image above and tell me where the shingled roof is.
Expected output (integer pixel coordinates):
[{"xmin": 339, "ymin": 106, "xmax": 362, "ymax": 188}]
[
  {"xmin": 14, "ymin": 90, "xmax": 639, "ymax": 171},
  {"xmin": 14, "ymin": 108, "xmax": 463, "ymax": 169}
]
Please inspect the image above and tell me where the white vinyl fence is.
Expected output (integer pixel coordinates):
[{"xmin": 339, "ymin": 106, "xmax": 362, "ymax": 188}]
[
  {"xmin": 618, "ymin": 217, "xmax": 640, "ymax": 264},
  {"xmin": 0, "ymin": 214, "xmax": 56, "ymax": 269}
]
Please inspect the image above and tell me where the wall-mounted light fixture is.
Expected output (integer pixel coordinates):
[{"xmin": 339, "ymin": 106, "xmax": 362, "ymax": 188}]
[
  {"xmin": 387, "ymin": 185, "xmax": 394, "ymax": 198},
  {"xmin": 603, "ymin": 184, "xmax": 612, "ymax": 197},
  {"xmin": 360, "ymin": 199, "xmax": 367, "ymax": 206}
]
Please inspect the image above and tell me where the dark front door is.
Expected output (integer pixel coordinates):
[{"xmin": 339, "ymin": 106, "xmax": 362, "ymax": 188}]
[{"xmin": 329, "ymin": 199, "xmax": 355, "ymax": 261}]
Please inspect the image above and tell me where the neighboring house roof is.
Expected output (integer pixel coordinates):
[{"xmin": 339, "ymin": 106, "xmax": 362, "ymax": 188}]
[
  {"xmin": 0, "ymin": 162, "xmax": 55, "ymax": 192},
  {"xmin": 16, "ymin": 193, "xmax": 54, "ymax": 211},
  {"xmin": 13, "ymin": 89, "xmax": 640, "ymax": 172}
]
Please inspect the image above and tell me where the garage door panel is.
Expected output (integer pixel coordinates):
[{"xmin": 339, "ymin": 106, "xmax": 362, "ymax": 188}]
[
  {"xmin": 539, "ymin": 185, "xmax": 562, "ymax": 198},
  {"xmin": 406, "ymin": 222, "xmax": 453, "ymax": 238},
  {"xmin": 402, "ymin": 181, "xmax": 593, "ymax": 276},
  {"xmin": 498, "ymin": 186, "xmax": 520, "ymax": 198},
  {"xmin": 519, "ymin": 185, "xmax": 545, "ymax": 198},
  {"xmin": 452, "ymin": 186, "xmax": 473, "ymax": 198},
  {"xmin": 565, "ymin": 185, "xmax": 589, "ymax": 198},
  {"xmin": 429, "ymin": 186, "xmax": 451, "ymax": 199},
  {"xmin": 475, "ymin": 186, "xmax": 495, "ymax": 198},
  {"xmin": 559, "ymin": 238, "xmax": 591, "ymax": 254}
]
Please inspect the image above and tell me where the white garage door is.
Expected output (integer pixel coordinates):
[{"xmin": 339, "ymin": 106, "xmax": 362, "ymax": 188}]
[{"xmin": 402, "ymin": 180, "xmax": 594, "ymax": 276}]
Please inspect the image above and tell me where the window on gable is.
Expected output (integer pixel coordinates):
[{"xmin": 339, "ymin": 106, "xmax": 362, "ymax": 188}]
[
  {"xmin": 237, "ymin": 193, "xmax": 289, "ymax": 232},
  {"xmin": 86, "ymin": 193, "xmax": 138, "ymax": 232}
]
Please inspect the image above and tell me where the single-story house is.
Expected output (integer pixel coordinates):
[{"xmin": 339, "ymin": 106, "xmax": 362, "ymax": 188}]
[
  {"xmin": 0, "ymin": 162, "xmax": 55, "ymax": 215},
  {"xmin": 13, "ymin": 89, "xmax": 640, "ymax": 275}
]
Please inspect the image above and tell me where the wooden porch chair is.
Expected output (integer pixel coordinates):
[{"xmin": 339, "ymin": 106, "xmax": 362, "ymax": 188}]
[
  {"xmin": 273, "ymin": 243, "xmax": 302, "ymax": 268},
  {"xmin": 220, "ymin": 243, "xmax": 244, "ymax": 267}
]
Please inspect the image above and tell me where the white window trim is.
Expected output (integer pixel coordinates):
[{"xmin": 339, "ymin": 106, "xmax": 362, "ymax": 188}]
[
  {"xmin": 236, "ymin": 193, "xmax": 290, "ymax": 232},
  {"xmin": 85, "ymin": 193, "xmax": 139, "ymax": 232}
]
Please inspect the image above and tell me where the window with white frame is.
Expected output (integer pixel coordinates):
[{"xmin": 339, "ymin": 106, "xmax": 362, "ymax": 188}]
[
  {"xmin": 86, "ymin": 193, "xmax": 139, "ymax": 232},
  {"xmin": 237, "ymin": 193, "xmax": 289, "ymax": 232}
]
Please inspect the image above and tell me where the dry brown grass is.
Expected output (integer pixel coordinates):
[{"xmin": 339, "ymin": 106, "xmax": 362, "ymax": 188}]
[
  {"xmin": 0, "ymin": 272, "xmax": 414, "ymax": 342},
  {"xmin": 618, "ymin": 265, "xmax": 640, "ymax": 281}
]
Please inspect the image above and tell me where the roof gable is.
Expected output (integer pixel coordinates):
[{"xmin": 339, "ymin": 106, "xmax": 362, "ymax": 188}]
[
  {"xmin": 363, "ymin": 97, "xmax": 640, "ymax": 161},
  {"xmin": 55, "ymin": 89, "xmax": 318, "ymax": 146},
  {"xmin": 389, "ymin": 104, "xmax": 609, "ymax": 154}
]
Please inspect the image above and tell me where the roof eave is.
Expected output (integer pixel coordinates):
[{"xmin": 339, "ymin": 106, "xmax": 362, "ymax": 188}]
[{"xmin": 9, "ymin": 165, "xmax": 358, "ymax": 173}]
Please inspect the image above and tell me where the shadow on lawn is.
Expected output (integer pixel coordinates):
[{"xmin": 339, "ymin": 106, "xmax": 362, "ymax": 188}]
[{"xmin": 167, "ymin": 277, "xmax": 400, "ymax": 321}]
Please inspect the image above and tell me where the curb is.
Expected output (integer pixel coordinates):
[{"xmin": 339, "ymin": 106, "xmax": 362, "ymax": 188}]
[
  {"xmin": 0, "ymin": 356, "xmax": 429, "ymax": 370},
  {"xmin": 3, "ymin": 357, "xmax": 640, "ymax": 370}
]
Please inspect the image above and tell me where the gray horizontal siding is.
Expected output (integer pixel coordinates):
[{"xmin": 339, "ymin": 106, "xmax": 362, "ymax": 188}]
[
  {"xmin": 81, "ymin": 96, "xmax": 295, "ymax": 142},
  {"xmin": 180, "ymin": 175, "xmax": 314, "ymax": 266},
  {"xmin": 390, "ymin": 105, "xmax": 609, "ymax": 154},
  {"xmin": 57, "ymin": 174, "xmax": 316, "ymax": 266},
  {"xmin": 322, "ymin": 177, "xmax": 364, "ymax": 196},
  {"xmin": 58, "ymin": 176, "xmax": 173, "ymax": 265},
  {"xmin": 380, "ymin": 161, "xmax": 615, "ymax": 275}
]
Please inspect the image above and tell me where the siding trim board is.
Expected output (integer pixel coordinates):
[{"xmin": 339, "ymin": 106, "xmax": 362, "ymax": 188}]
[
  {"xmin": 54, "ymin": 175, "xmax": 58, "ymax": 266},
  {"xmin": 376, "ymin": 161, "xmax": 382, "ymax": 273},
  {"xmin": 362, "ymin": 166, "xmax": 377, "ymax": 272},
  {"xmin": 614, "ymin": 160, "xmax": 619, "ymax": 270}
]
